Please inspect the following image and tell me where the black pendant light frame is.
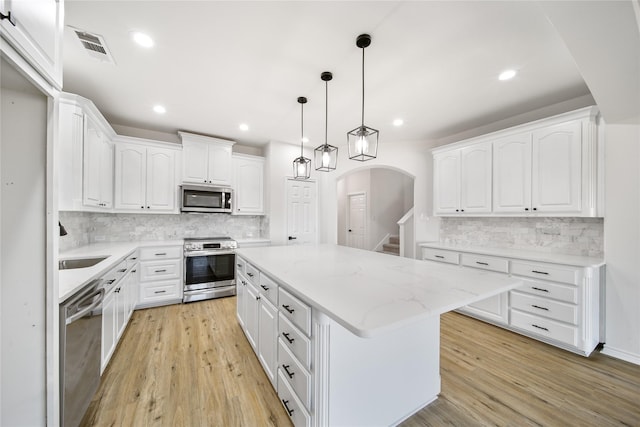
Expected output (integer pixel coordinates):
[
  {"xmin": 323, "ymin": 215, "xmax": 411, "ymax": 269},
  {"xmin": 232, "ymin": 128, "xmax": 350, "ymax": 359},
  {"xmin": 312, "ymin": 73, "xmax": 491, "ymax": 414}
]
[
  {"xmin": 314, "ymin": 71, "xmax": 338, "ymax": 172},
  {"xmin": 348, "ymin": 33, "xmax": 379, "ymax": 162},
  {"xmin": 293, "ymin": 96, "xmax": 311, "ymax": 180}
]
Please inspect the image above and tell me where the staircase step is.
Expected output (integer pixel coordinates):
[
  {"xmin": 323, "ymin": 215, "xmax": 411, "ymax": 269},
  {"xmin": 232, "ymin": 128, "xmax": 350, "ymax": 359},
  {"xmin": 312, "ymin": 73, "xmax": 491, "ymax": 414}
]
[
  {"xmin": 382, "ymin": 243, "xmax": 400, "ymax": 254},
  {"xmin": 378, "ymin": 250, "xmax": 399, "ymax": 256},
  {"xmin": 389, "ymin": 235, "xmax": 400, "ymax": 245}
]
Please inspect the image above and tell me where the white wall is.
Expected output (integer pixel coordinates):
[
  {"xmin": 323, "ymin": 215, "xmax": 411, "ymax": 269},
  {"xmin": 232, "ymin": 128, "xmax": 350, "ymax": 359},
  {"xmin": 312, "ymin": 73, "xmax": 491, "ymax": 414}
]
[
  {"xmin": 318, "ymin": 139, "xmax": 440, "ymax": 248},
  {"xmin": 602, "ymin": 121, "xmax": 640, "ymax": 364},
  {"xmin": 1, "ymin": 79, "xmax": 48, "ymax": 425}
]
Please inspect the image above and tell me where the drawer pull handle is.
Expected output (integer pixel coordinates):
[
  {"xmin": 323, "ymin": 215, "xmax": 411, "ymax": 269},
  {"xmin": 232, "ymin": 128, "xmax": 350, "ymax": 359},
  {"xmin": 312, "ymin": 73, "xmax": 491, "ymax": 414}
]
[
  {"xmin": 531, "ymin": 304, "xmax": 549, "ymax": 311},
  {"xmin": 130, "ymin": 257, "xmax": 137, "ymax": 260},
  {"xmin": 282, "ymin": 364, "xmax": 295, "ymax": 378},
  {"xmin": 118, "ymin": 268, "xmax": 127, "ymax": 273},
  {"xmin": 261, "ymin": 285, "xmax": 270, "ymax": 291},
  {"xmin": 532, "ymin": 324, "xmax": 549, "ymax": 332},
  {"xmin": 476, "ymin": 261, "xmax": 489, "ymax": 266},
  {"xmin": 154, "ymin": 290, "xmax": 167, "ymax": 294},
  {"xmin": 434, "ymin": 255, "xmax": 444, "ymax": 259},
  {"xmin": 282, "ymin": 332, "xmax": 295, "ymax": 344},
  {"xmin": 237, "ymin": 264, "xmax": 242, "ymax": 267},
  {"xmin": 132, "ymin": 269, "xmax": 137, "ymax": 273},
  {"xmin": 282, "ymin": 304, "xmax": 295, "ymax": 314},
  {"xmin": 115, "ymin": 287, "xmax": 121, "ymax": 293},
  {"xmin": 531, "ymin": 286, "xmax": 549, "ymax": 293},
  {"xmin": 247, "ymin": 272, "xmax": 254, "ymax": 277},
  {"xmin": 106, "ymin": 279, "xmax": 116, "ymax": 285},
  {"xmin": 282, "ymin": 399, "xmax": 295, "ymax": 416},
  {"xmin": 155, "ymin": 269, "xmax": 167, "ymax": 273},
  {"xmin": 242, "ymin": 280, "xmax": 247, "ymax": 286},
  {"xmin": 1, "ymin": 11, "xmax": 17, "ymax": 26},
  {"xmin": 155, "ymin": 252, "xmax": 167, "ymax": 256},
  {"xmin": 531, "ymin": 270, "xmax": 549, "ymax": 275}
]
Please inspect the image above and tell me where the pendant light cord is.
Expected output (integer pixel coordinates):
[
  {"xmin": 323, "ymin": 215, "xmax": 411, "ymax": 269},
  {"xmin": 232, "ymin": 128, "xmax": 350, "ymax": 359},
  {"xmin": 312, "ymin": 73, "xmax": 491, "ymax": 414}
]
[
  {"xmin": 300, "ymin": 102, "xmax": 304, "ymax": 157},
  {"xmin": 325, "ymin": 80, "xmax": 329, "ymax": 145},
  {"xmin": 361, "ymin": 46, "xmax": 365, "ymax": 127}
]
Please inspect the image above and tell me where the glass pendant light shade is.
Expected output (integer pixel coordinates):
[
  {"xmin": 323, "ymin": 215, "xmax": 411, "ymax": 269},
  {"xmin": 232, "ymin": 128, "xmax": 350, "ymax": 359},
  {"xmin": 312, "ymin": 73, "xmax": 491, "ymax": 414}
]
[
  {"xmin": 348, "ymin": 33, "xmax": 378, "ymax": 162},
  {"xmin": 293, "ymin": 96, "xmax": 311, "ymax": 180},
  {"xmin": 315, "ymin": 71, "xmax": 338, "ymax": 172}
]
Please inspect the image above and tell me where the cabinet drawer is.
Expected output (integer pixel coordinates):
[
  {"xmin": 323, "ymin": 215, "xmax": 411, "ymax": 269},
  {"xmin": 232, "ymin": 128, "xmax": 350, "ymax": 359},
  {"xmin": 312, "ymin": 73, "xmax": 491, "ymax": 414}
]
[
  {"xmin": 516, "ymin": 279, "xmax": 578, "ymax": 304},
  {"xmin": 140, "ymin": 259, "xmax": 181, "ymax": 281},
  {"xmin": 139, "ymin": 280, "xmax": 181, "ymax": 302},
  {"xmin": 236, "ymin": 256, "xmax": 246, "ymax": 275},
  {"xmin": 510, "ymin": 291, "xmax": 578, "ymax": 324},
  {"xmin": 461, "ymin": 253, "xmax": 509, "ymax": 273},
  {"xmin": 103, "ymin": 260, "xmax": 128, "ymax": 290},
  {"xmin": 279, "ymin": 287, "xmax": 311, "ymax": 336},
  {"xmin": 139, "ymin": 246, "xmax": 182, "ymax": 260},
  {"xmin": 277, "ymin": 370, "xmax": 311, "ymax": 427},
  {"xmin": 510, "ymin": 309, "xmax": 578, "ymax": 347},
  {"xmin": 245, "ymin": 262, "xmax": 259, "ymax": 285},
  {"xmin": 278, "ymin": 340, "xmax": 311, "ymax": 411},
  {"xmin": 278, "ymin": 314, "xmax": 311, "ymax": 370},
  {"xmin": 126, "ymin": 250, "xmax": 139, "ymax": 269},
  {"xmin": 259, "ymin": 273, "xmax": 278, "ymax": 306},
  {"xmin": 511, "ymin": 261, "xmax": 581, "ymax": 285},
  {"xmin": 421, "ymin": 248, "xmax": 459, "ymax": 265}
]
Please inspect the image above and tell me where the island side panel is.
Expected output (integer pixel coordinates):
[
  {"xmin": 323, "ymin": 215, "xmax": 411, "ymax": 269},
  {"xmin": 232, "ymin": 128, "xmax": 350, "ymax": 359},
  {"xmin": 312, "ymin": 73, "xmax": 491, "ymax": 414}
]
[{"xmin": 313, "ymin": 311, "xmax": 440, "ymax": 427}]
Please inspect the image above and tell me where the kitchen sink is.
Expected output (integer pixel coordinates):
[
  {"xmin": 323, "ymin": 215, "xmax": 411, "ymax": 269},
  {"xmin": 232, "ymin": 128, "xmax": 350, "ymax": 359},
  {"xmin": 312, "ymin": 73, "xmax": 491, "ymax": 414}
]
[{"xmin": 59, "ymin": 256, "xmax": 108, "ymax": 270}]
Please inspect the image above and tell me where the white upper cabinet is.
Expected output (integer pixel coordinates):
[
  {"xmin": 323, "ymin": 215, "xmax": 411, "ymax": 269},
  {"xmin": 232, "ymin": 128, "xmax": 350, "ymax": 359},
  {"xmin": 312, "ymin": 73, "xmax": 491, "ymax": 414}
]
[
  {"xmin": 531, "ymin": 121, "xmax": 582, "ymax": 213},
  {"xmin": 114, "ymin": 138, "xmax": 178, "ymax": 213},
  {"xmin": 434, "ymin": 142, "xmax": 491, "ymax": 214},
  {"xmin": 232, "ymin": 154, "xmax": 264, "ymax": 215},
  {"xmin": 434, "ymin": 106, "xmax": 602, "ymax": 217},
  {"xmin": 58, "ymin": 93, "xmax": 116, "ymax": 212},
  {"xmin": 0, "ymin": 0, "xmax": 63, "ymax": 89},
  {"xmin": 493, "ymin": 133, "xmax": 532, "ymax": 213},
  {"xmin": 179, "ymin": 131, "xmax": 235, "ymax": 186}
]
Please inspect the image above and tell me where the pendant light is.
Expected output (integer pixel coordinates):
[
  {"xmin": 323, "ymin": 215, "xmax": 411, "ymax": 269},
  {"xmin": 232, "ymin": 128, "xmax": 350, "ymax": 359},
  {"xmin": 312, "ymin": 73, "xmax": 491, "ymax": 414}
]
[
  {"xmin": 293, "ymin": 96, "xmax": 311, "ymax": 180},
  {"xmin": 314, "ymin": 72, "xmax": 338, "ymax": 172},
  {"xmin": 348, "ymin": 33, "xmax": 379, "ymax": 162}
]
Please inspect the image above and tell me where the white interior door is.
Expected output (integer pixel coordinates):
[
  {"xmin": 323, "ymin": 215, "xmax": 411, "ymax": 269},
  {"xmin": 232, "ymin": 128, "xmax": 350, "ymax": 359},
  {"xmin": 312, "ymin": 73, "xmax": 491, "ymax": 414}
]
[
  {"xmin": 347, "ymin": 193, "xmax": 366, "ymax": 249},
  {"xmin": 286, "ymin": 179, "xmax": 317, "ymax": 245}
]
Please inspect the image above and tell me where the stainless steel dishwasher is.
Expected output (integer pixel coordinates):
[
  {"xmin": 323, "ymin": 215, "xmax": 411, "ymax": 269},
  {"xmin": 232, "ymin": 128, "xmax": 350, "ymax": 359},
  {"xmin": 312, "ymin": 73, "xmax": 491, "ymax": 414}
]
[{"xmin": 60, "ymin": 279, "xmax": 104, "ymax": 427}]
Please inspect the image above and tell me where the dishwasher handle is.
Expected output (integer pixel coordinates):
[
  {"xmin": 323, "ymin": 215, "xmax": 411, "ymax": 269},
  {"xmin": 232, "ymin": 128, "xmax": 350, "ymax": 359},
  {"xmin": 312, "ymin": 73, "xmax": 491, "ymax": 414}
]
[{"xmin": 66, "ymin": 288, "xmax": 104, "ymax": 325}]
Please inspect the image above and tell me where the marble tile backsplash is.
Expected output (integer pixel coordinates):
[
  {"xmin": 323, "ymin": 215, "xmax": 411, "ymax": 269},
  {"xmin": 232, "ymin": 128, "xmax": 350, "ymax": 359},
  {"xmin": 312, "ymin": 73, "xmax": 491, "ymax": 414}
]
[
  {"xmin": 439, "ymin": 217, "xmax": 604, "ymax": 257},
  {"xmin": 59, "ymin": 211, "xmax": 268, "ymax": 252}
]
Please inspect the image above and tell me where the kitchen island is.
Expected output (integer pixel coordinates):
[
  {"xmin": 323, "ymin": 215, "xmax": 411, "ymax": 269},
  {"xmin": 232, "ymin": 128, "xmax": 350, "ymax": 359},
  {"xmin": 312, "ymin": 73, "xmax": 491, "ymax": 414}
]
[{"xmin": 235, "ymin": 244, "xmax": 523, "ymax": 426}]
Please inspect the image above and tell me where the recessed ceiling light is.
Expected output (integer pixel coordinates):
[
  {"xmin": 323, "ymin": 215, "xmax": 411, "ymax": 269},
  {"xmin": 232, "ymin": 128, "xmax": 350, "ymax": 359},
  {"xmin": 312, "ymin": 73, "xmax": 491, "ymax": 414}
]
[
  {"xmin": 239, "ymin": 123, "xmax": 249, "ymax": 131},
  {"xmin": 302, "ymin": 137, "xmax": 309, "ymax": 143},
  {"xmin": 393, "ymin": 119, "xmax": 404, "ymax": 127},
  {"xmin": 132, "ymin": 32, "xmax": 154, "ymax": 48},
  {"xmin": 499, "ymin": 69, "xmax": 517, "ymax": 81},
  {"xmin": 153, "ymin": 105, "xmax": 166, "ymax": 114}
]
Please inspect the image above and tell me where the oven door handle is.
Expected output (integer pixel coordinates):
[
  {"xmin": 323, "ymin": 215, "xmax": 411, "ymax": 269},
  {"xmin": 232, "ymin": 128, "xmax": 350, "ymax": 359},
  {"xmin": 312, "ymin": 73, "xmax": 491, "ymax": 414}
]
[
  {"xmin": 66, "ymin": 289, "xmax": 105, "ymax": 325},
  {"xmin": 185, "ymin": 250, "xmax": 236, "ymax": 257}
]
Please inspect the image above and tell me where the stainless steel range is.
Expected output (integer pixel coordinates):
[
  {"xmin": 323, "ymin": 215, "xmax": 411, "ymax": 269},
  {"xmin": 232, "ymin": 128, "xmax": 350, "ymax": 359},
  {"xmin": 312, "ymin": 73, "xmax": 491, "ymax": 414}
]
[{"xmin": 183, "ymin": 237, "xmax": 237, "ymax": 303}]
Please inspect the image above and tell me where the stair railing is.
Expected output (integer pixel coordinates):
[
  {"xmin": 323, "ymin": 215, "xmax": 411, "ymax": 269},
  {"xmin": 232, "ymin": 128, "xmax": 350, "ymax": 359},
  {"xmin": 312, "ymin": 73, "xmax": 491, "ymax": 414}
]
[{"xmin": 397, "ymin": 207, "xmax": 414, "ymax": 258}]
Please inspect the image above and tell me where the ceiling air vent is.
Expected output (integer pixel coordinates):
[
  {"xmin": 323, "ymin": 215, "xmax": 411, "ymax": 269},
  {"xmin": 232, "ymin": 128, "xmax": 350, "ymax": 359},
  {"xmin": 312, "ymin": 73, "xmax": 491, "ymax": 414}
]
[{"xmin": 70, "ymin": 27, "xmax": 116, "ymax": 64}]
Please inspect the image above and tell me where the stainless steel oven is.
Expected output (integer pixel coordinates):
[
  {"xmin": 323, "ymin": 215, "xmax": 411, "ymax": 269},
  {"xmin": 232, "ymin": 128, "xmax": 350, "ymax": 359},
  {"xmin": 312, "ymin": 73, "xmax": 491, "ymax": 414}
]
[{"xmin": 183, "ymin": 237, "xmax": 237, "ymax": 303}]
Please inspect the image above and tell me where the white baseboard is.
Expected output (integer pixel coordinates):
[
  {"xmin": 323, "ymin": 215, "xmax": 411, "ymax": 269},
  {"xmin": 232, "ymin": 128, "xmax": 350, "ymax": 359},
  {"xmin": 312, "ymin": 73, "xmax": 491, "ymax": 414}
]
[{"xmin": 601, "ymin": 345, "xmax": 640, "ymax": 365}]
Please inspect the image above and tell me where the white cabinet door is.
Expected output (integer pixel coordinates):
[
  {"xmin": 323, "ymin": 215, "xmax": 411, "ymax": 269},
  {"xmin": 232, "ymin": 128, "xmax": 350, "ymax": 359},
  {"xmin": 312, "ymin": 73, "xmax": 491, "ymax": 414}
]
[
  {"xmin": 114, "ymin": 143, "xmax": 147, "ymax": 210},
  {"xmin": 532, "ymin": 121, "xmax": 582, "ymax": 213},
  {"xmin": 83, "ymin": 116, "xmax": 112, "ymax": 208},
  {"xmin": 460, "ymin": 142, "xmax": 492, "ymax": 213},
  {"xmin": 258, "ymin": 298, "xmax": 278, "ymax": 384},
  {"xmin": 182, "ymin": 140, "xmax": 209, "ymax": 184},
  {"xmin": 0, "ymin": 0, "xmax": 63, "ymax": 88},
  {"xmin": 100, "ymin": 140, "xmax": 114, "ymax": 209},
  {"xmin": 115, "ymin": 280, "xmax": 127, "ymax": 338},
  {"xmin": 233, "ymin": 156, "xmax": 264, "ymax": 215},
  {"xmin": 207, "ymin": 143, "xmax": 232, "ymax": 186},
  {"xmin": 433, "ymin": 151, "xmax": 460, "ymax": 214},
  {"xmin": 245, "ymin": 282, "xmax": 260, "ymax": 350},
  {"xmin": 237, "ymin": 274, "xmax": 247, "ymax": 328},
  {"xmin": 146, "ymin": 147, "xmax": 176, "ymax": 211},
  {"xmin": 493, "ymin": 133, "xmax": 532, "ymax": 213},
  {"xmin": 101, "ymin": 288, "xmax": 116, "ymax": 372},
  {"xmin": 461, "ymin": 293, "xmax": 509, "ymax": 325}
]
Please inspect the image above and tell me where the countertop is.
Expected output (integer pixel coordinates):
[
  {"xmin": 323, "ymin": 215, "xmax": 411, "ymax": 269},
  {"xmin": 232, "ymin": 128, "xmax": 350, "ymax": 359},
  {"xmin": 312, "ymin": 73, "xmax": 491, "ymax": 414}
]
[
  {"xmin": 417, "ymin": 242, "xmax": 605, "ymax": 268},
  {"xmin": 236, "ymin": 244, "xmax": 523, "ymax": 338},
  {"xmin": 59, "ymin": 240, "xmax": 183, "ymax": 303}
]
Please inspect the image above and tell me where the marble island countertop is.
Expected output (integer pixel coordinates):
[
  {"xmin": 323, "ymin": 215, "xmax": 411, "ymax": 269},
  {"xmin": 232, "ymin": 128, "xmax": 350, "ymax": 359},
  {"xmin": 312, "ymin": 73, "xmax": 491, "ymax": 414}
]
[
  {"xmin": 59, "ymin": 240, "xmax": 183, "ymax": 303},
  {"xmin": 236, "ymin": 244, "xmax": 524, "ymax": 338}
]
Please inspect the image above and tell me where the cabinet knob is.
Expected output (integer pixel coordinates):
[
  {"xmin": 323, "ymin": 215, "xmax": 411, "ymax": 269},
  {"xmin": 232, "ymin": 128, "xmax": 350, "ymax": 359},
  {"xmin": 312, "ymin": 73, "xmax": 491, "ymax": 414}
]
[
  {"xmin": 524, "ymin": 208, "xmax": 529, "ymax": 211},
  {"xmin": 455, "ymin": 209, "xmax": 459, "ymax": 212},
  {"xmin": 532, "ymin": 207, "xmax": 537, "ymax": 211},
  {"xmin": 141, "ymin": 206, "xmax": 144, "ymax": 209}
]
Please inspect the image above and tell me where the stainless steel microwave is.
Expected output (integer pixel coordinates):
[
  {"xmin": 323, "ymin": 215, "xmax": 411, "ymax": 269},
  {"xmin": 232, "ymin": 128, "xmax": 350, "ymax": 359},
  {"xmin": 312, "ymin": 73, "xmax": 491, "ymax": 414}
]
[{"xmin": 180, "ymin": 185, "xmax": 233, "ymax": 213}]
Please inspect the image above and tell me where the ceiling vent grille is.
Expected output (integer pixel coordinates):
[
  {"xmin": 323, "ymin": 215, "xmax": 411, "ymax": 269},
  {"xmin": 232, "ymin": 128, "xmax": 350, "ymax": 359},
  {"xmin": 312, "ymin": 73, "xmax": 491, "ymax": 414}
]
[{"xmin": 70, "ymin": 27, "xmax": 116, "ymax": 64}]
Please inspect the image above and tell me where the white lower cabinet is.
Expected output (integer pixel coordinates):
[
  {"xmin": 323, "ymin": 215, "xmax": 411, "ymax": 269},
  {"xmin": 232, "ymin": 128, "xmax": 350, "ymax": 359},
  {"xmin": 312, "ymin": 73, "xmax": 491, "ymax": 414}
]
[
  {"xmin": 258, "ymin": 297, "xmax": 278, "ymax": 384},
  {"xmin": 137, "ymin": 245, "xmax": 183, "ymax": 308},
  {"xmin": 420, "ymin": 244, "xmax": 603, "ymax": 356}
]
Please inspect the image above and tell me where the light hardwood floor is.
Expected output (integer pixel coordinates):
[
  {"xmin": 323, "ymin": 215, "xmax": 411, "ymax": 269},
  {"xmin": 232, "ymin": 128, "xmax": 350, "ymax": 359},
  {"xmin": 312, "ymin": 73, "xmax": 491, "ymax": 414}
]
[{"xmin": 83, "ymin": 297, "xmax": 640, "ymax": 426}]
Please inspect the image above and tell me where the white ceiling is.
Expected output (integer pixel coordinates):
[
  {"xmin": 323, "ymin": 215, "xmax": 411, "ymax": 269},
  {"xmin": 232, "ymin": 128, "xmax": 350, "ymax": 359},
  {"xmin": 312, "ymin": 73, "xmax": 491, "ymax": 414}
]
[{"xmin": 62, "ymin": 1, "xmax": 595, "ymax": 148}]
